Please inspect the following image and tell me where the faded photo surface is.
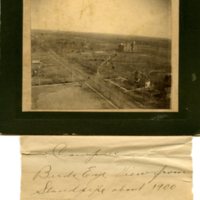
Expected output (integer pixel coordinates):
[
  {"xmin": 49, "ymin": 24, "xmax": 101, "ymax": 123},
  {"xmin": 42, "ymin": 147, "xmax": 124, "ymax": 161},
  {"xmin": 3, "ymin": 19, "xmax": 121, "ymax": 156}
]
[
  {"xmin": 23, "ymin": 0, "xmax": 179, "ymax": 112},
  {"xmin": 21, "ymin": 136, "xmax": 192, "ymax": 200}
]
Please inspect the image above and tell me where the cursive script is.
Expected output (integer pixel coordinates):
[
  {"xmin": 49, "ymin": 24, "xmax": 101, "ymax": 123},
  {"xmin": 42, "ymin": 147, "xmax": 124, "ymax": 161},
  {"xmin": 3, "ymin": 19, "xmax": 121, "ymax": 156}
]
[
  {"xmin": 21, "ymin": 136, "xmax": 192, "ymax": 200},
  {"xmin": 52, "ymin": 143, "xmax": 119, "ymax": 163}
]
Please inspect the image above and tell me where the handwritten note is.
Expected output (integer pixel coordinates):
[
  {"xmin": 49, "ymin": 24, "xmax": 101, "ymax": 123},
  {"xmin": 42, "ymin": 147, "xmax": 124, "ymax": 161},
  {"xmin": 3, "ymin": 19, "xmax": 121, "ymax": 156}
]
[{"xmin": 21, "ymin": 136, "xmax": 192, "ymax": 200}]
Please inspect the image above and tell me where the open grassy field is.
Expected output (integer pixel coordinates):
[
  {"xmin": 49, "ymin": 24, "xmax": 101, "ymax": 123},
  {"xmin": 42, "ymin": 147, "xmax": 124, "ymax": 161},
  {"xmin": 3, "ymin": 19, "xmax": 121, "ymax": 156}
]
[
  {"xmin": 31, "ymin": 30, "xmax": 171, "ymax": 110},
  {"xmin": 32, "ymin": 84, "xmax": 116, "ymax": 110}
]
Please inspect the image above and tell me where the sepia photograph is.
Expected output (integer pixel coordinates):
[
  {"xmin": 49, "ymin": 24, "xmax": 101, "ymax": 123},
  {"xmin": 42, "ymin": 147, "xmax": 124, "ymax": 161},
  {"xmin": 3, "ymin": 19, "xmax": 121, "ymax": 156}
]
[{"xmin": 23, "ymin": 0, "xmax": 179, "ymax": 112}]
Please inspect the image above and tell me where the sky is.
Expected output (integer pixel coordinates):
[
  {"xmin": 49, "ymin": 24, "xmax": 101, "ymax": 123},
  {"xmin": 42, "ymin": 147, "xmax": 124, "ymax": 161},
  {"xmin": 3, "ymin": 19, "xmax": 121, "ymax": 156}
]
[{"xmin": 31, "ymin": 0, "xmax": 172, "ymax": 38}]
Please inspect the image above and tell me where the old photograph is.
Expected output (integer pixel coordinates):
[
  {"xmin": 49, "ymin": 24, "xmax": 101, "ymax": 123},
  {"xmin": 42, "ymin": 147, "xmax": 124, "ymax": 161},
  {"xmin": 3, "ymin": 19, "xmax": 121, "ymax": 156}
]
[{"xmin": 23, "ymin": 0, "xmax": 179, "ymax": 112}]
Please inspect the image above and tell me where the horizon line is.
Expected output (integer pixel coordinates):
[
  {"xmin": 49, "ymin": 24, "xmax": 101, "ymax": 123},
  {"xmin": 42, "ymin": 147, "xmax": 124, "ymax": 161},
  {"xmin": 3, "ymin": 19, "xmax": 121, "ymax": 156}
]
[{"xmin": 31, "ymin": 28, "xmax": 171, "ymax": 40}]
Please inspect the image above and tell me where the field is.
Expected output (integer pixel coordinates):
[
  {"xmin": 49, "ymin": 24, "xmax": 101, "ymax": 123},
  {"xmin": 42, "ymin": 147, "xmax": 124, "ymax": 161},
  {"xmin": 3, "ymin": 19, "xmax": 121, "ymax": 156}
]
[{"xmin": 31, "ymin": 30, "xmax": 172, "ymax": 110}]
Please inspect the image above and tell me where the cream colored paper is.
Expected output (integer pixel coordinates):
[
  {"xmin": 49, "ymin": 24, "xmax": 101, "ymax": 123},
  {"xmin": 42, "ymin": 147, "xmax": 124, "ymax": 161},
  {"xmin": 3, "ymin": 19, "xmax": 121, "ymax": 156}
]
[{"xmin": 21, "ymin": 136, "xmax": 192, "ymax": 200}]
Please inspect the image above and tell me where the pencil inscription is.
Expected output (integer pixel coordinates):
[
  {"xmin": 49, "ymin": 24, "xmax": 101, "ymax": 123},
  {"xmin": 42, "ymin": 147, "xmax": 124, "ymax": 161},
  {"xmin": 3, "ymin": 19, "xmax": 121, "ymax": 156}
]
[{"xmin": 21, "ymin": 136, "xmax": 192, "ymax": 200}]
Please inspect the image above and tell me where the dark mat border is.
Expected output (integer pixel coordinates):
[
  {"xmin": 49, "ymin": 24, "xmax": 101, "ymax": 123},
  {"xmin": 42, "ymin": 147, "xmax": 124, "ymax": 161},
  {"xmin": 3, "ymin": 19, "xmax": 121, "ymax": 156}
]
[{"xmin": 0, "ymin": 0, "xmax": 200, "ymax": 135}]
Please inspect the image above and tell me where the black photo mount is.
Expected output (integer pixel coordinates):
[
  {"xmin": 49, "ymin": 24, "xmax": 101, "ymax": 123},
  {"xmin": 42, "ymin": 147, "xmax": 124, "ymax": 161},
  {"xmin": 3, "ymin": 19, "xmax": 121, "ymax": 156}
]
[{"xmin": 0, "ymin": 0, "xmax": 200, "ymax": 135}]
